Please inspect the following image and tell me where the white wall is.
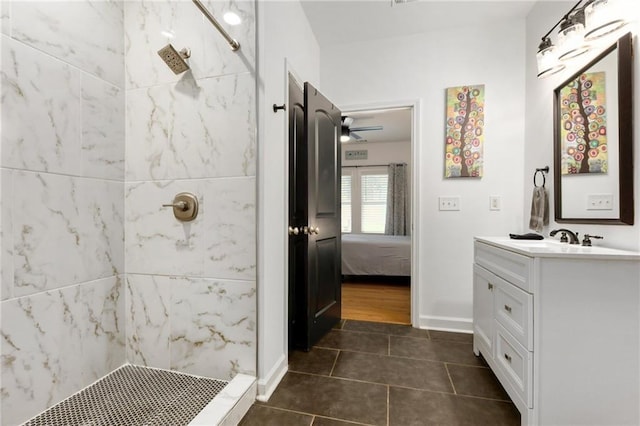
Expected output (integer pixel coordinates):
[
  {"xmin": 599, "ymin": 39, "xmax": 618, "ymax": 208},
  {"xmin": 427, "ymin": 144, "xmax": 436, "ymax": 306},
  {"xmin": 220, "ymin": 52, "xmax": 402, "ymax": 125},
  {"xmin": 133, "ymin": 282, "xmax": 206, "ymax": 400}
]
[
  {"xmin": 524, "ymin": 1, "xmax": 640, "ymax": 251},
  {"xmin": 321, "ymin": 21, "xmax": 527, "ymax": 332},
  {"xmin": 256, "ymin": 0, "xmax": 320, "ymax": 400}
]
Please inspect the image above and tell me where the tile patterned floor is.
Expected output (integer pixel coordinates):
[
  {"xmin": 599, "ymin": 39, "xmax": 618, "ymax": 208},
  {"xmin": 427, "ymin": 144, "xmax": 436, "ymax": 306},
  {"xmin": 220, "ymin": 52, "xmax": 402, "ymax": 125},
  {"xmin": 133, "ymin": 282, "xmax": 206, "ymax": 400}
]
[{"xmin": 240, "ymin": 320, "xmax": 520, "ymax": 426}]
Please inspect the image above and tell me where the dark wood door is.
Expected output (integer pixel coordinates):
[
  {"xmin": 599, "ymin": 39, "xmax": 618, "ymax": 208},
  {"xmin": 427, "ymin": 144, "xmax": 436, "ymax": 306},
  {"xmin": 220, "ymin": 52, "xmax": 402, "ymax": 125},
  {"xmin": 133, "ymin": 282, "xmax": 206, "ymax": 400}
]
[
  {"xmin": 288, "ymin": 74, "xmax": 306, "ymax": 351},
  {"xmin": 303, "ymin": 82, "xmax": 342, "ymax": 349},
  {"xmin": 288, "ymin": 78, "xmax": 342, "ymax": 351}
]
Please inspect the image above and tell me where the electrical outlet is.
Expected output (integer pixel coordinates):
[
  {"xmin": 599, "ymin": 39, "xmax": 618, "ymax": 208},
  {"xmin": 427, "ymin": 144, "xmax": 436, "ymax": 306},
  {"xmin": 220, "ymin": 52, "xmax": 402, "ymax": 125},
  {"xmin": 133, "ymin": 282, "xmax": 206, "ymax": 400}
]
[
  {"xmin": 439, "ymin": 196, "xmax": 460, "ymax": 211},
  {"xmin": 489, "ymin": 196, "xmax": 501, "ymax": 211},
  {"xmin": 587, "ymin": 194, "xmax": 613, "ymax": 210}
]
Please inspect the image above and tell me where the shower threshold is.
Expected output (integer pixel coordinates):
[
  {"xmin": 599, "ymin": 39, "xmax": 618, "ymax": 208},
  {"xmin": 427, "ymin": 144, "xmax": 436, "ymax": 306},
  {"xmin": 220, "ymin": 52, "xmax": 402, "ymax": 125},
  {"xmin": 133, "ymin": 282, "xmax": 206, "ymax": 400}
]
[{"xmin": 23, "ymin": 364, "xmax": 256, "ymax": 426}]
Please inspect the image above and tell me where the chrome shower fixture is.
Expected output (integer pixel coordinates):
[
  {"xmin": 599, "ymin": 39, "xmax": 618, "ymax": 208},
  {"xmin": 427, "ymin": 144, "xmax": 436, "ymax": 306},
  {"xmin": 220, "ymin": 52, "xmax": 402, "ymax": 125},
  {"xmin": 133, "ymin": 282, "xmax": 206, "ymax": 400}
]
[{"xmin": 157, "ymin": 44, "xmax": 191, "ymax": 74}]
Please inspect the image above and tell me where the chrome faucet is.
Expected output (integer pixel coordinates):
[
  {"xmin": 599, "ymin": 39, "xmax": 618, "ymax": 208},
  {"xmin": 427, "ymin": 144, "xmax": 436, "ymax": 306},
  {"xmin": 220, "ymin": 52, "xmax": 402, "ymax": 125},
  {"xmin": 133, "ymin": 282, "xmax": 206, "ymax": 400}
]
[{"xmin": 550, "ymin": 228, "xmax": 580, "ymax": 244}]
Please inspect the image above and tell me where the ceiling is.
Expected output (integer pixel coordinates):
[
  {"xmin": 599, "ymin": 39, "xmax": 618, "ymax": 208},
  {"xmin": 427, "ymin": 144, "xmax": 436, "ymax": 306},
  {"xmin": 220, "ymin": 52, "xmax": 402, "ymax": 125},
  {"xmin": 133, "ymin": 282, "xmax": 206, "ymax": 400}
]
[
  {"xmin": 300, "ymin": 0, "xmax": 536, "ymax": 48},
  {"xmin": 302, "ymin": 0, "xmax": 536, "ymax": 145}
]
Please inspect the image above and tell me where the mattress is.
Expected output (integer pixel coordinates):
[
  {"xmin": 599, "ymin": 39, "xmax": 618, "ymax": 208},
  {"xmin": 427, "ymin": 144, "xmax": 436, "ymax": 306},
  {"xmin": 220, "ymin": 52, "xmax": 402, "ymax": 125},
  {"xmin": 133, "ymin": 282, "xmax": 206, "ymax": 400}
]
[{"xmin": 341, "ymin": 233, "xmax": 411, "ymax": 276}]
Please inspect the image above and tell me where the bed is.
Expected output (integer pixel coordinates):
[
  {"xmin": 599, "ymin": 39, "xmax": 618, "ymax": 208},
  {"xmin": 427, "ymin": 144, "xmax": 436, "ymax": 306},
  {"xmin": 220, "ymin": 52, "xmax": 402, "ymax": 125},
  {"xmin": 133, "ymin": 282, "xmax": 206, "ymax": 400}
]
[{"xmin": 341, "ymin": 233, "xmax": 411, "ymax": 277}]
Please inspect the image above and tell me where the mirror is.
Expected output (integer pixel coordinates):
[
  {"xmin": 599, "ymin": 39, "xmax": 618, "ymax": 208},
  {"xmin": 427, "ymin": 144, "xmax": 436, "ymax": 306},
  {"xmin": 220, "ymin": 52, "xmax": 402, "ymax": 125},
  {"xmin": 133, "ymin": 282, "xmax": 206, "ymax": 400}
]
[{"xmin": 553, "ymin": 32, "xmax": 633, "ymax": 225}]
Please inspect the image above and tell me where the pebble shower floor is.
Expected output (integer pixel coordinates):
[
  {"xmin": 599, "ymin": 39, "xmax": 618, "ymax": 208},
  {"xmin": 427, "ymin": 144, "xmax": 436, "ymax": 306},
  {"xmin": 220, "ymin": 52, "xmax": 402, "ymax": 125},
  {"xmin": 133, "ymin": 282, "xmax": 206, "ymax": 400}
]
[{"xmin": 23, "ymin": 365, "xmax": 228, "ymax": 426}]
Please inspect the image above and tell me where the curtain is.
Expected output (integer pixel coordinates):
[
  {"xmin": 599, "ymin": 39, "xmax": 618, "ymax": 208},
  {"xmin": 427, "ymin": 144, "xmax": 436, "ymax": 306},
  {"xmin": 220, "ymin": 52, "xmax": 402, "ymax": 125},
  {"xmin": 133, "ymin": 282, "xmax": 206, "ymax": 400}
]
[{"xmin": 385, "ymin": 163, "xmax": 408, "ymax": 235}]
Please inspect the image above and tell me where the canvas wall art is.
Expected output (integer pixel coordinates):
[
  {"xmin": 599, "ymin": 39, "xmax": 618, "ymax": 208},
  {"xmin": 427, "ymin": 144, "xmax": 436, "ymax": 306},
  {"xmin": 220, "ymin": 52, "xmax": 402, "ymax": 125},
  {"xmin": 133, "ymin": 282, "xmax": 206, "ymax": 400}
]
[{"xmin": 444, "ymin": 84, "xmax": 485, "ymax": 178}]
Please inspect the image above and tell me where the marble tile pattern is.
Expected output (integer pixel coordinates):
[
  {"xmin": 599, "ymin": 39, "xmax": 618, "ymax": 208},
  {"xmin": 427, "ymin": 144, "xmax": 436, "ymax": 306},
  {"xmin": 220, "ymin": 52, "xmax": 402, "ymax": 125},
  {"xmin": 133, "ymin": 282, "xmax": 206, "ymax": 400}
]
[
  {"xmin": 124, "ymin": 0, "xmax": 255, "ymax": 90},
  {"xmin": 1, "ymin": 276, "xmax": 125, "ymax": 426},
  {"xmin": 124, "ymin": 179, "xmax": 206, "ymax": 277},
  {"xmin": 126, "ymin": 72, "xmax": 256, "ymax": 181},
  {"xmin": 11, "ymin": 171, "xmax": 124, "ymax": 297},
  {"xmin": 125, "ymin": 274, "xmax": 171, "ymax": 369},
  {"xmin": 10, "ymin": 1, "xmax": 124, "ymax": 87},
  {"xmin": 1, "ymin": 36, "xmax": 82, "ymax": 175},
  {"xmin": 1, "ymin": 169, "xmax": 13, "ymax": 301},
  {"xmin": 0, "ymin": 1, "xmax": 9, "ymax": 36},
  {"xmin": 125, "ymin": 177, "xmax": 255, "ymax": 280},
  {"xmin": 2, "ymin": 0, "xmax": 257, "ymax": 424},
  {"xmin": 126, "ymin": 274, "xmax": 256, "ymax": 380},
  {"xmin": 1, "ymin": 2, "xmax": 126, "ymax": 424},
  {"xmin": 123, "ymin": 0, "xmax": 258, "ymax": 388},
  {"xmin": 81, "ymin": 74, "xmax": 125, "ymax": 180},
  {"xmin": 170, "ymin": 277, "xmax": 256, "ymax": 379},
  {"xmin": 203, "ymin": 177, "xmax": 256, "ymax": 280}
]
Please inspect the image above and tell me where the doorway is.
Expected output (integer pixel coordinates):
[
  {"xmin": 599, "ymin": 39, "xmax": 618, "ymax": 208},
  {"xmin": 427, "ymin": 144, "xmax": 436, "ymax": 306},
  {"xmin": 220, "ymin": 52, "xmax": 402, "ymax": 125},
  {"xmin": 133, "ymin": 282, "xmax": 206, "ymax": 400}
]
[{"xmin": 339, "ymin": 106, "xmax": 415, "ymax": 325}]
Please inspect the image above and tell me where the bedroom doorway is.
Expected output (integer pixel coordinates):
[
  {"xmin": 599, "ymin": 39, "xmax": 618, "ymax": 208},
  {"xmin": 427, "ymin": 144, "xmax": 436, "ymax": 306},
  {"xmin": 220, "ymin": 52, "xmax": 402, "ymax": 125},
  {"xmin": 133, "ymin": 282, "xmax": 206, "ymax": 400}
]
[{"xmin": 340, "ymin": 106, "xmax": 413, "ymax": 325}]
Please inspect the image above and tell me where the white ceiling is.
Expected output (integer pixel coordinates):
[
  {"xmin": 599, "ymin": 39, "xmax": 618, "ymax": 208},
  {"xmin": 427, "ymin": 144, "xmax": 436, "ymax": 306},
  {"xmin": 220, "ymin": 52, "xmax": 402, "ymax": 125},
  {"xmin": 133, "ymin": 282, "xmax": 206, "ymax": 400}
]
[
  {"xmin": 303, "ymin": 0, "xmax": 536, "ymax": 145},
  {"xmin": 300, "ymin": 0, "xmax": 536, "ymax": 48}
]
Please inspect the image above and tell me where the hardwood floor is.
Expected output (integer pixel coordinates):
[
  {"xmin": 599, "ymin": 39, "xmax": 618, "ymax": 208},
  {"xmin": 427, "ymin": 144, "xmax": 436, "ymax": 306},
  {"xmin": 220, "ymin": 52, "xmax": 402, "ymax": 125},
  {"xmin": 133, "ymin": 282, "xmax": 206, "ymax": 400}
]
[{"xmin": 341, "ymin": 281, "xmax": 411, "ymax": 325}]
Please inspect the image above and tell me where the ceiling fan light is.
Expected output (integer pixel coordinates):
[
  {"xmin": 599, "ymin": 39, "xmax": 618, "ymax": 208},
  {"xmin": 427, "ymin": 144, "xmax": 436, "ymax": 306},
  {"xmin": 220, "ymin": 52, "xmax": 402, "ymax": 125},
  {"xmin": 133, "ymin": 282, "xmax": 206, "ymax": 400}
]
[
  {"xmin": 557, "ymin": 14, "xmax": 590, "ymax": 61},
  {"xmin": 584, "ymin": 0, "xmax": 627, "ymax": 40},
  {"xmin": 536, "ymin": 38, "xmax": 566, "ymax": 78},
  {"xmin": 341, "ymin": 125, "xmax": 351, "ymax": 142}
]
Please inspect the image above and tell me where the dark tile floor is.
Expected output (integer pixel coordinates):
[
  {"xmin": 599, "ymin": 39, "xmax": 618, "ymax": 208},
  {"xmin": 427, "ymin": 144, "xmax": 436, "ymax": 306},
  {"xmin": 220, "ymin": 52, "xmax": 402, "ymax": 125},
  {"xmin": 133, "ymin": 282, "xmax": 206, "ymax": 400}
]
[{"xmin": 240, "ymin": 320, "xmax": 520, "ymax": 426}]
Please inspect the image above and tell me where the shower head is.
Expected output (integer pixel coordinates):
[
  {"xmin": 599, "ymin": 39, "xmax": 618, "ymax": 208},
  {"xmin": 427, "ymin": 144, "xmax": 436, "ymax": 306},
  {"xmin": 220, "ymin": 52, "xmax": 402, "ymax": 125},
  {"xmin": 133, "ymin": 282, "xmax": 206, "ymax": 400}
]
[{"xmin": 157, "ymin": 44, "xmax": 191, "ymax": 74}]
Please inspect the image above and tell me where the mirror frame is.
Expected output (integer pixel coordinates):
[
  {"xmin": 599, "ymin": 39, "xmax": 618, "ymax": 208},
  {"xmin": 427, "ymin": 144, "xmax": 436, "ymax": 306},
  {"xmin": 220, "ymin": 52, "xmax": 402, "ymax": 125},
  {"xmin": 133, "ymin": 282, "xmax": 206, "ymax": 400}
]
[{"xmin": 553, "ymin": 32, "xmax": 634, "ymax": 225}]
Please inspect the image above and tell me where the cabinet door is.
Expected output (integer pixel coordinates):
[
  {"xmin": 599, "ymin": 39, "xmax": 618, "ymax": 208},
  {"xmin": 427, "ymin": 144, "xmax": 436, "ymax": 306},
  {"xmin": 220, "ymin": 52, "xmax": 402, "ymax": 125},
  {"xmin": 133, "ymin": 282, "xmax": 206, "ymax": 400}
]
[{"xmin": 473, "ymin": 264, "xmax": 495, "ymax": 358}]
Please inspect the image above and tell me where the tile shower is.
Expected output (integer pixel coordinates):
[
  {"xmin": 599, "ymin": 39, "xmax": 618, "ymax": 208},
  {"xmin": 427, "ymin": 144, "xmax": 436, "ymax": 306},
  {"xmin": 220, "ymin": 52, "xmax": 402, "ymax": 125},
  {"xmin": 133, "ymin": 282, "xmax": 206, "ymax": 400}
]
[{"xmin": 0, "ymin": 1, "xmax": 257, "ymax": 424}]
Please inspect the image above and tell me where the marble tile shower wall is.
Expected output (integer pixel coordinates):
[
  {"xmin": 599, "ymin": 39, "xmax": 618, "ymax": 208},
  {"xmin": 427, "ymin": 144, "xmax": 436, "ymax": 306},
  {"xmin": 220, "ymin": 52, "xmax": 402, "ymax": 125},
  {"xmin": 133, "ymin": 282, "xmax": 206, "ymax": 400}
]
[
  {"xmin": 0, "ymin": 2, "xmax": 126, "ymax": 425},
  {"xmin": 1, "ymin": 1, "xmax": 256, "ymax": 423},
  {"xmin": 123, "ymin": 0, "xmax": 257, "ymax": 382}
]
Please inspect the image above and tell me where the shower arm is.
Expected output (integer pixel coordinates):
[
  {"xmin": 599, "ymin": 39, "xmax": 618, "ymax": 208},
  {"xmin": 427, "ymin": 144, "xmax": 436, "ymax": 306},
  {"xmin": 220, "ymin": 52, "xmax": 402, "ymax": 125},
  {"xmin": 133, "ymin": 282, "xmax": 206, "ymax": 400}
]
[{"xmin": 192, "ymin": 0, "xmax": 241, "ymax": 51}]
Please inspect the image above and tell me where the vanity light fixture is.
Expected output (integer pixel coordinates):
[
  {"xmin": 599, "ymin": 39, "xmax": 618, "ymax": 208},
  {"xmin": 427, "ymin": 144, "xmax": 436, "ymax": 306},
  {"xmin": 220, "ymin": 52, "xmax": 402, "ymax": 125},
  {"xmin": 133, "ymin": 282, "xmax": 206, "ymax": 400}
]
[{"xmin": 536, "ymin": 0, "xmax": 628, "ymax": 79}]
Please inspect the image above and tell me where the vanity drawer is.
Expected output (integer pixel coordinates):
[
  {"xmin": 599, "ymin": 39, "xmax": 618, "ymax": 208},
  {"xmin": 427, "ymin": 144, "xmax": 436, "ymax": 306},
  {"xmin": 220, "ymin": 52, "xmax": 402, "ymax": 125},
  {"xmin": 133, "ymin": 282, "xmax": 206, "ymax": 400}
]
[
  {"xmin": 474, "ymin": 241, "xmax": 533, "ymax": 292},
  {"xmin": 495, "ymin": 323, "xmax": 532, "ymax": 409},
  {"xmin": 495, "ymin": 279, "xmax": 533, "ymax": 350}
]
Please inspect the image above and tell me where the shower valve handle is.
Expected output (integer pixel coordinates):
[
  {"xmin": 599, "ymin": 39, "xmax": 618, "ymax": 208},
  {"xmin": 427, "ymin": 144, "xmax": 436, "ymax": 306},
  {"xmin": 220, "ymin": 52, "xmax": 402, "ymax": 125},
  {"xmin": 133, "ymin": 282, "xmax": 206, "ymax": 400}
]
[
  {"xmin": 162, "ymin": 201, "xmax": 188, "ymax": 211},
  {"xmin": 162, "ymin": 192, "xmax": 199, "ymax": 222}
]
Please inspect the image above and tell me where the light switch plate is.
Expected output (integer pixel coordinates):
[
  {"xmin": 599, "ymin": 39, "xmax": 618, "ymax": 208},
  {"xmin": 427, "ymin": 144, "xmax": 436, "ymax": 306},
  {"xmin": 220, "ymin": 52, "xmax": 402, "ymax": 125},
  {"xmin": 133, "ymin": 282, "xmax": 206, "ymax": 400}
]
[
  {"xmin": 489, "ymin": 196, "xmax": 501, "ymax": 211},
  {"xmin": 439, "ymin": 196, "xmax": 460, "ymax": 211}
]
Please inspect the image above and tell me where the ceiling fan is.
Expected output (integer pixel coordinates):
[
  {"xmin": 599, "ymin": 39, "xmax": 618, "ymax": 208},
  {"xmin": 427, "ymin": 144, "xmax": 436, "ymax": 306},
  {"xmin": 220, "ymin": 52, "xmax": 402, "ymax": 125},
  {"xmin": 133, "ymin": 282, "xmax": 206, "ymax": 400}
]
[{"xmin": 341, "ymin": 116, "xmax": 383, "ymax": 142}]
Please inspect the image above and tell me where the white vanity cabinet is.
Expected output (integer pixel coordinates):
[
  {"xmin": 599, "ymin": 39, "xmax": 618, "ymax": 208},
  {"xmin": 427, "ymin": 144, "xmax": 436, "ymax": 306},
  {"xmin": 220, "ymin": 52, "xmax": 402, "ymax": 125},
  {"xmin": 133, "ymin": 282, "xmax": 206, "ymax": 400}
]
[{"xmin": 473, "ymin": 237, "xmax": 640, "ymax": 426}]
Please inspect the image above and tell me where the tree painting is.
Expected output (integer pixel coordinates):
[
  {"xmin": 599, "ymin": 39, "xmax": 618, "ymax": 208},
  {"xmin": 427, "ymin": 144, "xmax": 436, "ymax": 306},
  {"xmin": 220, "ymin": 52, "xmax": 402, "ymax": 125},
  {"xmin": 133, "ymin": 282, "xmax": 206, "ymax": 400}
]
[
  {"xmin": 445, "ymin": 84, "xmax": 484, "ymax": 178},
  {"xmin": 560, "ymin": 71, "xmax": 608, "ymax": 175}
]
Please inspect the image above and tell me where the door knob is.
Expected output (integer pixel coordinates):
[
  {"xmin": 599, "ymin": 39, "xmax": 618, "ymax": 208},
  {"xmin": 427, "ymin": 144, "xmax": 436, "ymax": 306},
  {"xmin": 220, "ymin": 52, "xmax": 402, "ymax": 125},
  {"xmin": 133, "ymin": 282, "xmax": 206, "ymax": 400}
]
[
  {"xmin": 304, "ymin": 226, "xmax": 320, "ymax": 235},
  {"xmin": 288, "ymin": 226, "xmax": 300, "ymax": 235}
]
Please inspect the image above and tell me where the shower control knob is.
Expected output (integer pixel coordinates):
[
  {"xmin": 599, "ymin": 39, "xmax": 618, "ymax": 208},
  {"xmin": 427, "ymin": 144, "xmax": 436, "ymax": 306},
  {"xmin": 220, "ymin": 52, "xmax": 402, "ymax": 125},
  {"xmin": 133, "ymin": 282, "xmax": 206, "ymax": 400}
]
[{"xmin": 162, "ymin": 192, "xmax": 199, "ymax": 222}]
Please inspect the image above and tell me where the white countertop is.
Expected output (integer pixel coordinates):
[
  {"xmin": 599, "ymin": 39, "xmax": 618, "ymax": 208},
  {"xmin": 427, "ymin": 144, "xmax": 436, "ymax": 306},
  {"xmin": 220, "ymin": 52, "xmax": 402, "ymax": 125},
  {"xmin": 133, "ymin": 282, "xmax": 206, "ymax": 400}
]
[{"xmin": 475, "ymin": 236, "xmax": 640, "ymax": 260}]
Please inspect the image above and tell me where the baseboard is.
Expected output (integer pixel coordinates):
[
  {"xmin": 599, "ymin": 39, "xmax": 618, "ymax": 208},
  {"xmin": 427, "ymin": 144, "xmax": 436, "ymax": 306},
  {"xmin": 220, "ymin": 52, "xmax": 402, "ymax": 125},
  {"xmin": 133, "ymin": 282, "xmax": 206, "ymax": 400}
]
[
  {"xmin": 256, "ymin": 354, "xmax": 287, "ymax": 402},
  {"xmin": 418, "ymin": 315, "xmax": 473, "ymax": 333}
]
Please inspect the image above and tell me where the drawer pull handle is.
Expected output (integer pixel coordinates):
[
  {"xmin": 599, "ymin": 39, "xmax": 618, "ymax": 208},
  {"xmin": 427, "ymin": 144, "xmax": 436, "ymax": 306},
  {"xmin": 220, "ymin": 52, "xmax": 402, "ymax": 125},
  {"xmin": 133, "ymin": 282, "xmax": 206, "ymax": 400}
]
[
  {"xmin": 488, "ymin": 283, "xmax": 494, "ymax": 290},
  {"xmin": 504, "ymin": 304, "xmax": 512, "ymax": 313},
  {"xmin": 504, "ymin": 353, "xmax": 512, "ymax": 363}
]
